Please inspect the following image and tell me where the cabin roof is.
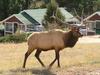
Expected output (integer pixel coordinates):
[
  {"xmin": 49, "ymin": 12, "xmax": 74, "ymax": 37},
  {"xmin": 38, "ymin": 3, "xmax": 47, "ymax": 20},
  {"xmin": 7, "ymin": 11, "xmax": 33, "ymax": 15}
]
[
  {"xmin": 84, "ymin": 11, "xmax": 100, "ymax": 21},
  {"xmin": 22, "ymin": 8, "xmax": 79, "ymax": 23},
  {"xmin": 1, "ymin": 8, "xmax": 79, "ymax": 25},
  {"xmin": 15, "ymin": 14, "xmax": 32, "ymax": 25},
  {"xmin": 59, "ymin": 8, "xmax": 79, "ymax": 22},
  {"xmin": 21, "ymin": 9, "xmax": 46, "ymax": 24},
  {"xmin": 1, "ymin": 14, "xmax": 32, "ymax": 25}
]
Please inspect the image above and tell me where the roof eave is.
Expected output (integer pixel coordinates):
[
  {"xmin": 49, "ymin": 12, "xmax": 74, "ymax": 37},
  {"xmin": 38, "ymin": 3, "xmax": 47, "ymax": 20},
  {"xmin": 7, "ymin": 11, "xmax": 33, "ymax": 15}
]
[
  {"xmin": 84, "ymin": 12, "xmax": 100, "ymax": 21},
  {"xmin": 1, "ymin": 14, "xmax": 16, "ymax": 23}
]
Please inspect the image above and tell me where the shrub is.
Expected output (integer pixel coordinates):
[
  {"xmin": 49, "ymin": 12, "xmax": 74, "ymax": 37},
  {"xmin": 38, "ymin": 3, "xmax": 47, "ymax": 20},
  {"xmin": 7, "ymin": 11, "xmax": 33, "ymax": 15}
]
[{"xmin": 0, "ymin": 33, "xmax": 28, "ymax": 43}]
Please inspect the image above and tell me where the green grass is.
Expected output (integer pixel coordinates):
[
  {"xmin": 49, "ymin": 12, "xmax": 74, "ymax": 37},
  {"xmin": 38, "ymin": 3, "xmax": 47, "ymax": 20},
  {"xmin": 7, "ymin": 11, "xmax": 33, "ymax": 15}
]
[{"xmin": 0, "ymin": 43, "xmax": 100, "ymax": 75}]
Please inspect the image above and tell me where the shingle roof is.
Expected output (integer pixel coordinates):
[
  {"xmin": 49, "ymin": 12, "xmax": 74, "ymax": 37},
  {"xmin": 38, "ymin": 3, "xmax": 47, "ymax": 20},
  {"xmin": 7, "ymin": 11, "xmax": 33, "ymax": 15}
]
[
  {"xmin": 15, "ymin": 14, "xmax": 32, "ymax": 25},
  {"xmin": 1, "ymin": 14, "xmax": 32, "ymax": 25},
  {"xmin": 21, "ymin": 9, "xmax": 46, "ymax": 24},
  {"xmin": 21, "ymin": 12, "xmax": 40, "ymax": 25},
  {"xmin": 59, "ymin": 8, "xmax": 79, "ymax": 22},
  {"xmin": 1, "ymin": 8, "xmax": 79, "ymax": 25},
  {"xmin": 21, "ymin": 8, "xmax": 79, "ymax": 24}
]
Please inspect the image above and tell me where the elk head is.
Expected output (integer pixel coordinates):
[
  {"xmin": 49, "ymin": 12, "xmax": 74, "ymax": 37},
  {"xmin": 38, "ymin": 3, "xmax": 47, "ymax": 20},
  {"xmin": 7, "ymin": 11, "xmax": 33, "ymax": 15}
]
[{"xmin": 71, "ymin": 26, "xmax": 83, "ymax": 38}]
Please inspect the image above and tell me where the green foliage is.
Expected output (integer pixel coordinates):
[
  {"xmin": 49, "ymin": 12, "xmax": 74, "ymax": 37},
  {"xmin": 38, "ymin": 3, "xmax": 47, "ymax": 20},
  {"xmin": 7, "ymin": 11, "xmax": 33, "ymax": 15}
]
[
  {"xmin": 56, "ymin": 8, "xmax": 65, "ymax": 21},
  {"xmin": 44, "ymin": 0, "xmax": 65, "ymax": 28},
  {"xmin": 0, "ymin": 0, "xmax": 33, "ymax": 20},
  {"xmin": 95, "ymin": 0, "xmax": 100, "ymax": 11},
  {"xmin": 44, "ymin": 0, "xmax": 58, "ymax": 23},
  {"xmin": 0, "ymin": 0, "xmax": 99, "ymax": 20},
  {"xmin": 0, "ymin": 33, "xmax": 28, "ymax": 43},
  {"xmin": 56, "ymin": 0, "xmax": 98, "ymax": 16}
]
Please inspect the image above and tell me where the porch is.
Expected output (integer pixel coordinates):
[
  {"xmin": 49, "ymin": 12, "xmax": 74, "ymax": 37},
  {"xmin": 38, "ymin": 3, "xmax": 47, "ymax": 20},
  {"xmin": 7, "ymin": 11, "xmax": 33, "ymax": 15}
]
[
  {"xmin": 4, "ymin": 22, "xmax": 26, "ymax": 35},
  {"xmin": 4, "ymin": 22, "xmax": 43, "ymax": 35},
  {"xmin": 86, "ymin": 20, "xmax": 100, "ymax": 34}
]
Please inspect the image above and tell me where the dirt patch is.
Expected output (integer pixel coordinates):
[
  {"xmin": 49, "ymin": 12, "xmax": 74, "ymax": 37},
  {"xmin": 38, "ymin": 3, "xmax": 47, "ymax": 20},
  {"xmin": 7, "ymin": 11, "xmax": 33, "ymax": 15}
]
[
  {"xmin": 78, "ymin": 35, "xmax": 100, "ymax": 43},
  {"xmin": 57, "ymin": 67, "xmax": 100, "ymax": 75}
]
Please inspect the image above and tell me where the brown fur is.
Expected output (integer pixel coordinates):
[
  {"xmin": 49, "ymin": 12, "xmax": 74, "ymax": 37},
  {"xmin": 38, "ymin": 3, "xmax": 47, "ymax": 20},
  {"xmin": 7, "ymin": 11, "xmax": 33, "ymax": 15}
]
[
  {"xmin": 28, "ymin": 29, "xmax": 66, "ymax": 51},
  {"xmin": 23, "ymin": 28, "xmax": 82, "ymax": 68}
]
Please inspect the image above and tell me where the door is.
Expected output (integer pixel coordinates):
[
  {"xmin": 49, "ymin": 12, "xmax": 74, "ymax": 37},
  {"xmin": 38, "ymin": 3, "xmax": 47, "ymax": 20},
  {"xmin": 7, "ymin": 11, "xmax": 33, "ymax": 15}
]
[
  {"xmin": 14, "ymin": 23, "xmax": 18, "ymax": 33},
  {"xmin": 96, "ymin": 21, "xmax": 100, "ymax": 34}
]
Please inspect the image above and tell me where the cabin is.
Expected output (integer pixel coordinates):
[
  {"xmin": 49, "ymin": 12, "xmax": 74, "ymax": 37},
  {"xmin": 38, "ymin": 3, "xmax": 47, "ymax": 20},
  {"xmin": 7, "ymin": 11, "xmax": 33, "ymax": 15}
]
[
  {"xmin": 1, "ymin": 8, "xmax": 79, "ymax": 35},
  {"xmin": 84, "ymin": 11, "xmax": 100, "ymax": 34}
]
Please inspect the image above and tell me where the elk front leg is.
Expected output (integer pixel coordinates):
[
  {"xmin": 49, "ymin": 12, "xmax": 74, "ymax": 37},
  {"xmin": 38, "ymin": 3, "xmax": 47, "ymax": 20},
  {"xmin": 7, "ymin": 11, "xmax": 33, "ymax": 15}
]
[{"xmin": 56, "ymin": 51, "xmax": 60, "ymax": 67}]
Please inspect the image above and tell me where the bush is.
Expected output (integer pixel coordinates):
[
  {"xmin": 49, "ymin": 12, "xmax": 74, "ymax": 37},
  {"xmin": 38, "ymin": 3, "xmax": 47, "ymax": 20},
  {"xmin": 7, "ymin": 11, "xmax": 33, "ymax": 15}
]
[{"xmin": 0, "ymin": 33, "xmax": 28, "ymax": 43}]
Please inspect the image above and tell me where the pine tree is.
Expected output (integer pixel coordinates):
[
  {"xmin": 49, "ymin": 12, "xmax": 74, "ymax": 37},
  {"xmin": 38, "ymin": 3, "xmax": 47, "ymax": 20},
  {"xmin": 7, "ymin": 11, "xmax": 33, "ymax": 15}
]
[{"xmin": 43, "ymin": 0, "xmax": 65, "ymax": 29}]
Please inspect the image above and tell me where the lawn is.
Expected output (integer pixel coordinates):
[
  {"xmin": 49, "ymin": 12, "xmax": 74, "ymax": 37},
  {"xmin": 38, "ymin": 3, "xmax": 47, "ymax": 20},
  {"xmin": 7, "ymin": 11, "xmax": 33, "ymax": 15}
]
[{"xmin": 0, "ymin": 42, "xmax": 100, "ymax": 75}]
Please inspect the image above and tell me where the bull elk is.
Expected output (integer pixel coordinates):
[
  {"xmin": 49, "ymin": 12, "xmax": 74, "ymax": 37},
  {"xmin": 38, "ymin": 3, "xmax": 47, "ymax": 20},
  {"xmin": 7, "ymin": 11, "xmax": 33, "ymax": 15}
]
[{"xmin": 23, "ymin": 26, "xmax": 83, "ymax": 68}]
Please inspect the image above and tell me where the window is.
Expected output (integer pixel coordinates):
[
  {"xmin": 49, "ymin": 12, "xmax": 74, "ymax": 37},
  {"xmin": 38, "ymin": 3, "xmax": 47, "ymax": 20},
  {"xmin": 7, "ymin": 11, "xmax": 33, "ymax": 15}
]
[
  {"xmin": 27, "ymin": 24, "xmax": 35, "ymax": 31},
  {"xmin": 5, "ymin": 23, "xmax": 13, "ymax": 31},
  {"xmin": 21, "ymin": 25, "xmax": 25, "ymax": 31},
  {"xmin": 27, "ymin": 25, "xmax": 34, "ymax": 29},
  {"xmin": 96, "ymin": 21, "xmax": 100, "ymax": 29}
]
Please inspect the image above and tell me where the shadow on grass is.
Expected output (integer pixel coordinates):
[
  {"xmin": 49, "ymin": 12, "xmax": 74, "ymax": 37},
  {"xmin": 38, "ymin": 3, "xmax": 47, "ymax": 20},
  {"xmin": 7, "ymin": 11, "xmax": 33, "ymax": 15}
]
[
  {"xmin": 69, "ymin": 60, "xmax": 100, "ymax": 67},
  {"xmin": 9, "ymin": 68, "xmax": 56, "ymax": 75},
  {"xmin": 0, "ymin": 71, "xmax": 3, "ymax": 74}
]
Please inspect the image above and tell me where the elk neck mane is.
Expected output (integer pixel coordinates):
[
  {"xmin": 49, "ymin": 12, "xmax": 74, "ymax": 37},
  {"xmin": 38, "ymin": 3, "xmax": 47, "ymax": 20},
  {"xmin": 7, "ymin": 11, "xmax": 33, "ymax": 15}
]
[{"xmin": 63, "ymin": 31, "xmax": 78, "ymax": 47}]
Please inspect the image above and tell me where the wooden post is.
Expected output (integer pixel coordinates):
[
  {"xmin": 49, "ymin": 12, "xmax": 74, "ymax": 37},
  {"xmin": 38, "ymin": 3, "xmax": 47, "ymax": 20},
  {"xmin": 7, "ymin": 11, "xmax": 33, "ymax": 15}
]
[
  {"xmin": 4, "ymin": 22, "xmax": 6, "ymax": 36},
  {"xmin": 12, "ymin": 23, "xmax": 14, "ymax": 35},
  {"xmin": 25, "ymin": 24, "xmax": 27, "ymax": 32}
]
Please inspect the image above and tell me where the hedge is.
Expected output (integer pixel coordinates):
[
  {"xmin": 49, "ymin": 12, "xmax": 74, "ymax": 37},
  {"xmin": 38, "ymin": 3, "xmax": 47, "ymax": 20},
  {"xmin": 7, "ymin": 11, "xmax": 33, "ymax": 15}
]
[{"xmin": 0, "ymin": 33, "xmax": 31, "ymax": 43}]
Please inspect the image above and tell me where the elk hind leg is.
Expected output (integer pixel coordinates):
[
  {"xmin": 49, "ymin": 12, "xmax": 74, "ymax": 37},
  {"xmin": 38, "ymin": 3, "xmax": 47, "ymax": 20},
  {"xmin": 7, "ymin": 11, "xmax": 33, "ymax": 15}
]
[
  {"xmin": 49, "ymin": 50, "xmax": 60, "ymax": 68},
  {"xmin": 35, "ymin": 49, "xmax": 45, "ymax": 67}
]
